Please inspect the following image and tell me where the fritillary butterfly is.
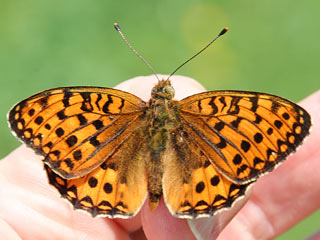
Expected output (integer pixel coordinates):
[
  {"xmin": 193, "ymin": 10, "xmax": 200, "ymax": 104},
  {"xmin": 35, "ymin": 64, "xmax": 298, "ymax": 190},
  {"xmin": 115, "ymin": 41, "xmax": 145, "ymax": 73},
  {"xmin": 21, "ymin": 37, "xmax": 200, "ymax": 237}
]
[
  {"xmin": 8, "ymin": 80, "xmax": 311, "ymax": 218},
  {"xmin": 8, "ymin": 26, "xmax": 311, "ymax": 219}
]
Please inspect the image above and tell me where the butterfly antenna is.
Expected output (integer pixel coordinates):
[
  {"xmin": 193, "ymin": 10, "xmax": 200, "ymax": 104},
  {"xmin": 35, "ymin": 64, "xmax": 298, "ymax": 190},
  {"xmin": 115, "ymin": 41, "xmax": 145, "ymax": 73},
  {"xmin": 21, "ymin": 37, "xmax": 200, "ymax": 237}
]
[
  {"xmin": 166, "ymin": 27, "xmax": 229, "ymax": 81},
  {"xmin": 114, "ymin": 23, "xmax": 160, "ymax": 81}
]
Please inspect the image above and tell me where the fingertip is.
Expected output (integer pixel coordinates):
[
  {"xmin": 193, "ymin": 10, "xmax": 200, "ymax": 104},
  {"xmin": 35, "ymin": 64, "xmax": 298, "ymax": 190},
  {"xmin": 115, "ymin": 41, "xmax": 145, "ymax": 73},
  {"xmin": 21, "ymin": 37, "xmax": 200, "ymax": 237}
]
[
  {"xmin": 114, "ymin": 213, "xmax": 143, "ymax": 234},
  {"xmin": 188, "ymin": 217, "xmax": 218, "ymax": 240},
  {"xmin": 188, "ymin": 189, "xmax": 252, "ymax": 240},
  {"xmin": 140, "ymin": 199, "xmax": 194, "ymax": 239}
]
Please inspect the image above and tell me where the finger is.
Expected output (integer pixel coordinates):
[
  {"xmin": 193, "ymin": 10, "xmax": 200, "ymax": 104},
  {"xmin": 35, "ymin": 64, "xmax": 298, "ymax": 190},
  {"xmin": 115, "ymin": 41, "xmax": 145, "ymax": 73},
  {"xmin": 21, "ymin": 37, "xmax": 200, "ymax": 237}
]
[
  {"xmin": 307, "ymin": 231, "xmax": 320, "ymax": 240},
  {"xmin": 218, "ymin": 90, "xmax": 320, "ymax": 240},
  {"xmin": 188, "ymin": 189, "xmax": 252, "ymax": 240},
  {"xmin": 1, "ymin": 146, "xmax": 131, "ymax": 240},
  {"xmin": 141, "ymin": 199, "xmax": 196, "ymax": 240},
  {"xmin": 0, "ymin": 219, "xmax": 22, "ymax": 240}
]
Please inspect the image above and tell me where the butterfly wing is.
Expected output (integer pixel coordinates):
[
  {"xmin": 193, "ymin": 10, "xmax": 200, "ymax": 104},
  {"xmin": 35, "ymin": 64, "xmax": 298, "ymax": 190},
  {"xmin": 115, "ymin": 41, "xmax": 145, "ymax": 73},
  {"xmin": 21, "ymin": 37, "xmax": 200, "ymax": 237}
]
[
  {"xmin": 8, "ymin": 86, "xmax": 146, "ymax": 178},
  {"xmin": 163, "ymin": 128, "xmax": 251, "ymax": 218},
  {"xmin": 177, "ymin": 90, "xmax": 311, "ymax": 184},
  {"xmin": 8, "ymin": 87, "xmax": 148, "ymax": 218},
  {"xmin": 163, "ymin": 90, "xmax": 310, "ymax": 218},
  {"xmin": 45, "ymin": 129, "xmax": 148, "ymax": 218}
]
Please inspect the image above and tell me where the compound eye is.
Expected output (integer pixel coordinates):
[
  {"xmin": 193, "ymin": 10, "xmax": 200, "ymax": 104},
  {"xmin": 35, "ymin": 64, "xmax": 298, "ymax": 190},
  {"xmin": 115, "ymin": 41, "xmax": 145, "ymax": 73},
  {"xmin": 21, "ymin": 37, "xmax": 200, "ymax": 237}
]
[{"xmin": 163, "ymin": 85, "xmax": 175, "ymax": 99}]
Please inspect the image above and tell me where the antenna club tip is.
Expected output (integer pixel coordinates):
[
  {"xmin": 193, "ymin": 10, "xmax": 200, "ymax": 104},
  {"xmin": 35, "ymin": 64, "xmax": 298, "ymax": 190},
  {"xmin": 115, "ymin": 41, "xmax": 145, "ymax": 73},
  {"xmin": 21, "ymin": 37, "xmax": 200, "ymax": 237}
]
[
  {"xmin": 219, "ymin": 27, "xmax": 229, "ymax": 36},
  {"xmin": 114, "ymin": 23, "xmax": 120, "ymax": 31}
]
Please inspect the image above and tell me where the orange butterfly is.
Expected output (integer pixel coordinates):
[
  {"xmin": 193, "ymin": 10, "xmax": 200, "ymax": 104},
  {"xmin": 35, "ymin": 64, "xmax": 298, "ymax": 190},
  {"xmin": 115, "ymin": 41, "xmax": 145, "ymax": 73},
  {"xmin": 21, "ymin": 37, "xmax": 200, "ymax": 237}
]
[{"xmin": 8, "ymin": 26, "xmax": 311, "ymax": 219}]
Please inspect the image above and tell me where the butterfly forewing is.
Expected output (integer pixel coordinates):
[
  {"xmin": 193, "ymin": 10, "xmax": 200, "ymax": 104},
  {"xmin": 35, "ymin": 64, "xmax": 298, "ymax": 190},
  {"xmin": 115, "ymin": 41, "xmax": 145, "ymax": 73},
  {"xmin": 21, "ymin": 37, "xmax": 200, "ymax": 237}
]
[
  {"xmin": 178, "ymin": 91, "xmax": 311, "ymax": 184},
  {"xmin": 8, "ymin": 87, "xmax": 147, "ymax": 179}
]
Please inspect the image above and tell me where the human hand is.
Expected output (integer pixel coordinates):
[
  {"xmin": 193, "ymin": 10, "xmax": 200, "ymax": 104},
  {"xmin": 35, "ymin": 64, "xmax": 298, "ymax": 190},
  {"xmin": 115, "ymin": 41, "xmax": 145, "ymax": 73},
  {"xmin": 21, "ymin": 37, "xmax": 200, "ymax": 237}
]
[{"xmin": 1, "ymin": 76, "xmax": 319, "ymax": 240}]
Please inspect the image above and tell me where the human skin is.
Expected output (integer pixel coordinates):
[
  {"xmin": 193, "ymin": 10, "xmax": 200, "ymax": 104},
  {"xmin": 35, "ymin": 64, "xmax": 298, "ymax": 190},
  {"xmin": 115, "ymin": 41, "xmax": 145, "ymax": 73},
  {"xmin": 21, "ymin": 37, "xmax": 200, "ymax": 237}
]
[{"xmin": 1, "ymin": 75, "xmax": 319, "ymax": 240}]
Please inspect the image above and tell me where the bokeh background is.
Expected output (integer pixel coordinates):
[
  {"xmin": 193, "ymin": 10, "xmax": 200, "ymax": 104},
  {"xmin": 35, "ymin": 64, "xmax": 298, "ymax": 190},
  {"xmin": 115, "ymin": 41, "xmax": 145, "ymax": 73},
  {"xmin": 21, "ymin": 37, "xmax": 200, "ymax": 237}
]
[{"xmin": 0, "ymin": 0, "xmax": 319, "ymax": 238}]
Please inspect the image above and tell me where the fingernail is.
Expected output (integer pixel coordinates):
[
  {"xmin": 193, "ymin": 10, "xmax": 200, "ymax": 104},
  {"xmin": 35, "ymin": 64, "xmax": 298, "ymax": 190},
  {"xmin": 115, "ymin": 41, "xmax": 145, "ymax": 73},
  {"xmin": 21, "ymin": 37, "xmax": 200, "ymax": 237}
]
[{"xmin": 188, "ymin": 216, "xmax": 219, "ymax": 240}]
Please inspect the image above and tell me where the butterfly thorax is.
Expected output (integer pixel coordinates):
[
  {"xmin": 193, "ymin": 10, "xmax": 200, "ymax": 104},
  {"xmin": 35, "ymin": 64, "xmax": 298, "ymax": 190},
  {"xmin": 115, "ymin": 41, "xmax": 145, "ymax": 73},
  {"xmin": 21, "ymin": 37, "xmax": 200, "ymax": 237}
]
[
  {"xmin": 145, "ymin": 80, "xmax": 180, "ymax": 209},
  {"xmin": 148, "ymin": 80, "xmax": 177, "ymax": 149}
]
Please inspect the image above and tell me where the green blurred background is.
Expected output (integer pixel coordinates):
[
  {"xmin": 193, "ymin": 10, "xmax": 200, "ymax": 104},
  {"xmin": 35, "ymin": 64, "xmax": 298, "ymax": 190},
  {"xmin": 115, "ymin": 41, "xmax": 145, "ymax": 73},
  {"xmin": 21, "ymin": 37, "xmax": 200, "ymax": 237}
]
[{"xmin": 0, "ymin": 0, "xmax": 319, "ymax": 238}]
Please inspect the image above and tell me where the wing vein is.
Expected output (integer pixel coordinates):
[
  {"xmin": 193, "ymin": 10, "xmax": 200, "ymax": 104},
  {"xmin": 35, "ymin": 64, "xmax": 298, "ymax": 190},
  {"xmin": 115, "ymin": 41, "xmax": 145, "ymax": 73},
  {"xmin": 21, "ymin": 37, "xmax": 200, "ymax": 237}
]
[{"xmin": 179, "ymin": 115, "xmax": 233, "ymax": 172}]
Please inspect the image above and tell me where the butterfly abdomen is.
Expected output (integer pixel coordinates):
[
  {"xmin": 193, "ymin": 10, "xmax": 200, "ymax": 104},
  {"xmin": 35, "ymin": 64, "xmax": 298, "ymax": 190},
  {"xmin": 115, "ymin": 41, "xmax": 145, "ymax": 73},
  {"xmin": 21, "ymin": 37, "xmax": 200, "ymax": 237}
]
[{"xmin": 145, "ymin": 80, "xmax": 182, "ymax": 210}]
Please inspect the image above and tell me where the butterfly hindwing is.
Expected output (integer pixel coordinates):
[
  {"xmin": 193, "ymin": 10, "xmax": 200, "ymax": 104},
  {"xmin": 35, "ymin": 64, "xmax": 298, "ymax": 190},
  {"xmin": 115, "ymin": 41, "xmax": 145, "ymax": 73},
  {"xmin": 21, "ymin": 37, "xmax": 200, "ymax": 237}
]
[
  {"xmin": 45, "ymin": 128, "xmax": 148, "ymax": 218},
  {"xmin": 163, "ymin": 127, "xmax": 251, "ymax": 218}
]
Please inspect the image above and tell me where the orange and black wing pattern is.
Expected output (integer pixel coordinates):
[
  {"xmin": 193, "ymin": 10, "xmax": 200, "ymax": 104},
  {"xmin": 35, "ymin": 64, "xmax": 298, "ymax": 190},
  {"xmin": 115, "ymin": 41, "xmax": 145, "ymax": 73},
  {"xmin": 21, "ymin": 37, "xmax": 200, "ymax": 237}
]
[
  {"xmin": 163, "ymin": 126, "xmax": 251, "ymax": 218},
  {"xmin": 162, "ymin": 90, "xmax": 310, "ymax": 218},
  {"xmin": 8, "ymin": 87, "xmax": 148, "ymax": 218},
  {"xmin": 178, "ymin": 90, "xmax": 311, "ymax": 183}
]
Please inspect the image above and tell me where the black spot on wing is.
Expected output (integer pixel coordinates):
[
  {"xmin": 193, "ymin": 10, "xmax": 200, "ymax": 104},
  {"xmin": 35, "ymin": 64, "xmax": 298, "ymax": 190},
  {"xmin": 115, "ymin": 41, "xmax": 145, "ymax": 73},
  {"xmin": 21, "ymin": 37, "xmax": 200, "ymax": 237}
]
[
  {"xmin": 66, "ymin": 135, "xmax": 78, "ymax": 147},
  {"xmin": 196, "ymin": 182, "xmax": 205, "ymax": 193},
  {"xmin": 57, "ymin": 110, "xmax": 67, "ymax": 120},
  {"xmin": 92, "ymin": 120, "xmax": 104, "ymax": 130},
  {"xmin": 34, "ymin": 116, "xmax": 43, "ymax": 125},
  {"xmin": 55, "ymin": 127, "xmax": 64, "ymax": 137},
  {"xmin": 210, "ymin": 176, "xmax": 220, "ymax": 186},
  {"xmin": 214, "ymin": 122, "xmax": 225, "ymax": 131},
  {"xmin": 274, "ymin": 120, "xmax": 283, "ymax": 129},
  {"xmin": 88, "ymin": 177, "xmax": 98, "ymax": 188},
  {"xmin": 282, "ymin": 112, "xmax": 290, "ymax": 120},
  {"xmin": 73, "ymin": 150, "xmax": 82, "ymax": 161},
  {"xmin": 233, "ymin": 154, "xmax": 242, "ymax": 165},
  {"xmin": 254, "ymin": 132, "xmax": 263, "ymax": 143},
  {"xmin": 241, "ymin": 140, "xmax": 250, "ymax": 152},
  {"xmin": 90, "ymin": 136, "xmax": 100, "ymax": 147},
  {"xmin": 104, "ymin": 183, "xmax": 113, "ymax": 193},
  {"xmin": 28, "ymin": 109, "xmax": 35, "ymax": 116}
]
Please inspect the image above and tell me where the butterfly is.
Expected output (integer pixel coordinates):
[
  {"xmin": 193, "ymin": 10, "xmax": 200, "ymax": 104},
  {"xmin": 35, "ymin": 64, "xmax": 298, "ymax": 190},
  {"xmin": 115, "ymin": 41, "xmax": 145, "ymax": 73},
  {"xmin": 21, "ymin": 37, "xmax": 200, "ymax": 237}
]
[
  {"xmin": 7, "ymin": 25, "xmax": 311, "ymax": 219},
  {"xmin": 8, "ymin": 78, "xmax": 311, "ymax": 219}
]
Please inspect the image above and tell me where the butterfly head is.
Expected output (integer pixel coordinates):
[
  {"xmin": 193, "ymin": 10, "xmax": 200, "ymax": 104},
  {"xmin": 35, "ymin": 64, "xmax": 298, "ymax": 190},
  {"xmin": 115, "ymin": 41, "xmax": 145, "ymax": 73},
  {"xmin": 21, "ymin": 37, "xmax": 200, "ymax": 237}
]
[{"xmin": 151, "ymin": 80, "xmax": 175, "ymax": 100}]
